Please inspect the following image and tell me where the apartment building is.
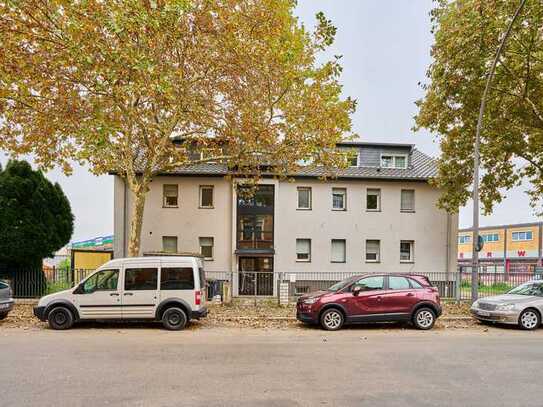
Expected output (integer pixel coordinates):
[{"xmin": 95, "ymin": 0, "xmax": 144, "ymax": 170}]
[
  {"xmin": 113, "ymin": 142, "xmax": 458, "ymax": 296},
  {"xmin": 458, "ymin": 222, "xmax": 543, "ymax": 271}
]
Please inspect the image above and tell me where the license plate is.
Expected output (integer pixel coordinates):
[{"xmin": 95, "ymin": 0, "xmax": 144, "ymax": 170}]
[
  {"xmin": 0, "ymin": 303, "xmax": 10, "ymax": 310},
  {"xmin": 477, "ymin": 310, "xmax": 490, "ymax": 316}
]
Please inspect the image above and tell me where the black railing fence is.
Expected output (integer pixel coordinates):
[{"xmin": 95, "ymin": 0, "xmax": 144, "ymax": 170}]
[{"xmin": 3, "ymin": 265, "xmax": 541, "ymax": 301}]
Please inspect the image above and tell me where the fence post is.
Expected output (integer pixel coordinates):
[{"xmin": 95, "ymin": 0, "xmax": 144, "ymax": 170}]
[{"xmin": 455, "ymin": 270, "xmax": 461, "ymax": 302}]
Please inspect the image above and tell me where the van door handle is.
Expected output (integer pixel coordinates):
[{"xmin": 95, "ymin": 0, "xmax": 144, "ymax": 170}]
[
  {"xmin": 110, "ymin": 293, "xmax": 119, "ymax": 297},
  {"xmin": 406, "ymin": 293, "xmax": 414, "ymax": 297},
  {"xmin": 376, "ymin": 296, "xmax": 382, "ymax": 301},
  {"xmin": 124, "ymin": 293, "xmax": 133, "ymax": 296}
]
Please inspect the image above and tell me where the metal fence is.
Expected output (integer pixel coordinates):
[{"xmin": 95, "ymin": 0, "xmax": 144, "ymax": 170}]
[{"xmin": 6, "ymin": 265, "xmax": 542, "ymax": 301}]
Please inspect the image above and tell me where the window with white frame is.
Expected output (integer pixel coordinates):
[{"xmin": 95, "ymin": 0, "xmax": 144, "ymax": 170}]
[
  {"xmin": 366, "ymin": 189, "xmax": 381, "ymax": 211},
  {"xmin": 162, "ymin": 236, "xmax": 178, "ymax": 253},
  {"xmin": 297, "ymin": 187, "xmax": 312, "ymax": 210},
  {"xmin": 296, "ymin": 239, "xmax": 311, "ymax": 262},
  {"xmin": 365, "ymin": 240, "xmax": 380, "ymax": 262},
  {"xmin": 458, "ymin": 235, "xmax": 472, "ymax": 244},
  {"xmin": 199, "ymin": 185, "xmax": 214, "ymax": 208},
  {"xmin": 331, "ymin": 239, "xmax": 346, "ymax": 263},
  {"xmin": 348, "ymin": 151, "xmax": 359, "ymax": 167},
  {"xmin": 400, "ymin": 189, "xmax": 415, "ymax": 212},
  {"xmin": 332, "ymin": 188, "xmax": 346, "ymax": 210},
  {"xmin": 512, "ymin": 231, "xmax": 533, "ymax": 241},
  {"xmin": 482, "ymin": 233, "xmax": 499, "ymax": 242},
  {"xmin": 400, "ymin": 240, "xmax": 414, "ymax": 262},
  {"xmin": 381, "ymin": 154, "xmax": 408, "ymax": 169},
  {"xmin": 163, "ymin": 184, "xmax": 179, "ymax": 208},
  {"xmin": 199, "ymin": 237, "xmax": 214, "ymax": 260}
]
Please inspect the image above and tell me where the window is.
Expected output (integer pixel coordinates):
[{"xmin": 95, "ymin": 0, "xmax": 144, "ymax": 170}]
[
  {"xmin": 124, "ymin": 268, "xmax": 158, "ymax": 291},
  {"xmin": 365, "ymin": 240, "xmax": 380, "ymax": 262},
  {"xmin": 163, "ymin": 184, "xmax": 179, "ymax": 207},
  {"xmin": 389, "ymin": 276, "xmax": 411, "ymax": 290},
  {"xmin": 400, "ymin": 241, "xmax": 414, "ymax": 262},
  {"xmin": 381, "ymin": 154, "xmax": 408, "ymax": 169},
  {"xmin": 160, "ymin": 267, "xmax": 194, "ymax": 290},
  {"xmin": 458, "ymin": 235, "xmax": 471, "ymax": 244},
  {"xmin": 348, "ymin": 152, "xmax": 359, "ymax": 167},
  {"xmin": 400, "ymin": 189, "xmax": 415, "ymax": 212},
  {"xmin": 199, "ymin": 185, "xmax": 214, "ymax": 208},
  {"xmin": 512, "ymin": 231, "xmax": 533, "ymax": 241},
  {"xmin": 366, "ymin": 189, "xmax": 381, "ymax": 211},
  {"xmin": 297, "ymin": 187, "xmax": 312, "ymax": 210},
  {"xmin": 482, "ymin": 233, "xmax": 499, "ymax": 242},
  {"xmin": 82, "ymin": 269, "xmax": 119, "ymax": 293},
  {"xmin": 331, "ymin": 239, "xmax": 346, "ymax": 263},
  {"xmin": 352, "ymin": 276, "xmax": 384, "ymax": 292},
  {"xmin": 296, "ymin": 239, "xmax": 311, "ymax": 262},
  {"xmin": 199, "ymin": 237, "xmax": 214, "ymax": 260},
  {"xmin": 409, "ymin": 278, "xmax": 423, "ymax": 289},
  {"xmin": 162, "ymin": 236, "xmax": 178, "ymax": 253},
  {"xmin": 332, "ymin": 188, "xmax": 346, "ymax": 210}
]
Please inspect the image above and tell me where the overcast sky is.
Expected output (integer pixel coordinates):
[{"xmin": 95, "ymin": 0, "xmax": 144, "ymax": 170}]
[{"xmin": 1, "ymin": 1, "xmax": 539, "ymax": 242}]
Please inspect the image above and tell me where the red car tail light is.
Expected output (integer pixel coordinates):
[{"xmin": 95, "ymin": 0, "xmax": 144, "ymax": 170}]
[{"xmin": 195, "ymin": 290, "xmax": 202, "ymax": 305}]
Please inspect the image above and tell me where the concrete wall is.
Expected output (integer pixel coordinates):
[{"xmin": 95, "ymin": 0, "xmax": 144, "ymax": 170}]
[
  {"xmin": 274, "ymin": 178, "xmax": 457, "ymax": 274},
  {"xmin": 113, "ymin": 175, "xmax": 233, "ymax": 272},
  {"xmin": 114, "ymin": 175, "xmax": 457, "ymax": 274}
]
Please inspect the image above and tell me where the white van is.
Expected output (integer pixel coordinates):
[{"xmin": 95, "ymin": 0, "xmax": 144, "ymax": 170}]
[{"xmin": 33, "ymin": 256, "xmax": 207, "ymax": 330}]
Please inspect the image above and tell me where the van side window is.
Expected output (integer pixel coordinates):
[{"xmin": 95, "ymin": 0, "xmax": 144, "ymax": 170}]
[
  {"xmin": 125, "ymin": 268, "xmax": 158, "ymax": 291},
  {"xmin": 83, "ymin": 269, "xmax": 119, "ymax": 293},
  {"xmin": 160, "ymin": 268, "xmax": 194, "ymax": 290}
]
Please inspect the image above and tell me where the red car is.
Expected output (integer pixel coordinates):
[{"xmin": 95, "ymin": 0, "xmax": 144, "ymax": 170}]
[{"xmin": 296, "ymin": 273, "xmax": 442, "ymax": 331}]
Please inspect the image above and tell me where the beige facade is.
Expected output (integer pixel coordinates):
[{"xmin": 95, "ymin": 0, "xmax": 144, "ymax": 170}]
[{"xmin": 114, "ymin": 175, "xmax": 458, "ymax": 277}]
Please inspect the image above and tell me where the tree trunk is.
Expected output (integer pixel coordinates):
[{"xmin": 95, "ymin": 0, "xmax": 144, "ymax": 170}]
[{"xmin": 127, "ymin": 186, "xmax": 148, "ymax": 257}]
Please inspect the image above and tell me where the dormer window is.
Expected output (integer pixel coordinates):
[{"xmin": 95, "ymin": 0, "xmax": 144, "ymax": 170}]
[
  {"xmin": 381, "ymin": 154, "xmax": 407, "ymax": 169},
  {"xmin": 348, "ymin": 152, "xmax": 359, "ymax": 167}
]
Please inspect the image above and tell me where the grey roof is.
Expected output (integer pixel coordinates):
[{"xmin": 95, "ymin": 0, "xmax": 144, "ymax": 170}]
[{"xmin": 160, "ymin": 148, "xmax": 437, "ymax": 181}]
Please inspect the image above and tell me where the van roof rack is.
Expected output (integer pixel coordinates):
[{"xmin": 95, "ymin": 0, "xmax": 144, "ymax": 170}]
[{"xmin": 142, "ymin": 251, "xmax": 204, "ymax": 258}]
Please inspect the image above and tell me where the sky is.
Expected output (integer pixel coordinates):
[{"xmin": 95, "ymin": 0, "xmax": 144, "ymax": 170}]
[{"xmin": 0, "ymin": 0, "xmax": 540, "ymax": 242}]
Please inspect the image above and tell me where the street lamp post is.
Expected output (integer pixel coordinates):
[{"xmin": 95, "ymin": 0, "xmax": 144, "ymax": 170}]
[{"xmin": 471, "ymin": 0, "xmax": 527, "ymax": 302}]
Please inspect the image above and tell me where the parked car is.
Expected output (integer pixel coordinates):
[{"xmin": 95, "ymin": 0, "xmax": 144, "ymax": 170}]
[
  {"xmin": 470, "ymin": 280, "xmax": 543, "ymax": 330},
  {"xmin": 0, "ymin": 280, "xmax": 14, "ymax": 320},
  {"xmin": 296, "ymin": 273, "xmax": 442, "ymax": 331},
  {"xmin": 34, "ymin": 256, "xmax": 208, "ymax": 330}
]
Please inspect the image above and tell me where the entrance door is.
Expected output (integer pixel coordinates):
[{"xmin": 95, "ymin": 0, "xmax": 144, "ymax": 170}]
[
  {"xmin": 75, "ymin": 269, "xmax": 122, "ymax": 319},
  {"xmin": 238, "ymin": 257, "xmax": 273, "ymax": 296},
  {"xmin": 122, "ymin": 266, "xmax": 159, "ymax": 319}
]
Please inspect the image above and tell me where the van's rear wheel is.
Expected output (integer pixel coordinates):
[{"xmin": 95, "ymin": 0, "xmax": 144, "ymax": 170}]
[
  {"xmin": 48, "ymin": 306, "xmax": 74, "ymax": 330},
  {"xmin": 0, "ymin": 313, "xmax": 7, "ymax": 320},
  {"xmin": 412, "ymin": 307, "xmax": 436, "ymax": 330},
  {"xmin": 162, "ymin": 307, "xmax": 188, "ymax": 331}
]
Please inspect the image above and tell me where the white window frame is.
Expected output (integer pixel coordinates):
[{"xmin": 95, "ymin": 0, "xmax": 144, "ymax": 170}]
[
  {"xmin": 199, "ymin": 237, "xmax": 214, "ymax": 260},
  {"xmin": 331, "ymin": 239, "xmax": 346, "ymax": 263},
  {"xmin": 332, "ymin": 188, "xmax": 347, "ymax": 211},
  {"xmin": 400, "ymin": 189, "xmax": 415, "ymax": 212},
  {"xmin": 512, "ymin": 231, "xmax": 533, "ymax": 241},
  {"xmin": 297, "ymin": 187, "xmax": 312, "ymax": 210},
  {"xmin": 162, "ymin": 236, "xmax": 178, "ymax": 253},
  {"xmin": 348, "ymin": 152, "xmax": 359, "ymax": 167},
  {"xmin": 365, "ymin": 240, "xmax": 380, "ymax": 263},
  {"xmin": 380, "ymin": 154, "xmax": 408, "ymax": 169},
  {"xmin": 163, "ymin": 184, "xmax": 179, "ymax": 208},
  {"xmin": 400, "ymin": 240, "xmax": 414, "ymax": 263},
  {"xmin": 482, "ymin": 233, "xmax": 499, "ymax": 243},
  {"xmin": 366, "ymin": 188, "xmax": 381, "ymax": 212},
  {"xmin": 296, "ymin": 238, "xmax": 311, "ymax": 262},
  {"xmin": 458, "ymin": 235, "xmax": 472, "ymax": 244},
  {"xmin": 199, "ymin": 185, "xmax": 214, "ymax": 209}
]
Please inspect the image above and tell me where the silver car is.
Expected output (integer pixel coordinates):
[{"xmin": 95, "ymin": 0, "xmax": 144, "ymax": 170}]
[
  {"xmin": 0, "ymin": 280, "xmax": 14, "ymax": 320},
  {"xmin": 471, "ymin": 280, "xmax": 543, "ymax": 330}
]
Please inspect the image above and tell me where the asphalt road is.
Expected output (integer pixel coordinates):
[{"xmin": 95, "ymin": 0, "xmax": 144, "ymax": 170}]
[{"xmin": 2, "ymin": 325, "xmax": 543, "ymax": 407}]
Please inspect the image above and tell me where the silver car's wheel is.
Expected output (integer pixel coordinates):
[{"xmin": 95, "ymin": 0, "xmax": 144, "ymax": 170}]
[
  {"xmin": 413, "ymin": 308, "xmax": 436, "ymax": 330},
  {"xmin": 320, "ymin": 309, "xmax": 344, "ymax": 331},
  {"xmin": 519, "ymin": 309, "xmax": 540, "ymax": 331}
]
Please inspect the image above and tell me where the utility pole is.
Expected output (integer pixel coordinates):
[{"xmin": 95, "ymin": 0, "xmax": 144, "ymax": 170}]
[{"xmin": 471, "ymin": 0, "xmax": 527, "ymax": 302}]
